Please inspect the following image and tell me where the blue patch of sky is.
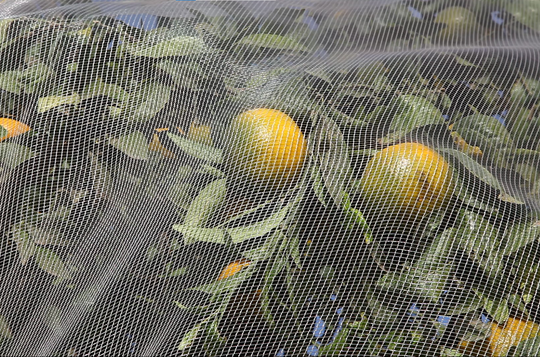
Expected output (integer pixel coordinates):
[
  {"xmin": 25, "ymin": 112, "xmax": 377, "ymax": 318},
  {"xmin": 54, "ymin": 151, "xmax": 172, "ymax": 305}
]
[
  {"xmin": 408, "ymin": 6, "xmax": 423, "ymax": 20},
  {"xmin": 313, "ymin": 316, "xmax": 326, "ymax": 338},
  {"xmin": 307, "ymin": 345, "xmax": 319, "ymax": 356},
  {"xmin": 491, "ymin": 11, "xmax": 504, "ymax": 25}
]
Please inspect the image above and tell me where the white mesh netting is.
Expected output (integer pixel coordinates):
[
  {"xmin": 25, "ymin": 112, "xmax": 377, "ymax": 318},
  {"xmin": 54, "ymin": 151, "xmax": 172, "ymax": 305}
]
[{"xmin": 1, "ymin": 0, "xmax": 540, "ymax": 356}]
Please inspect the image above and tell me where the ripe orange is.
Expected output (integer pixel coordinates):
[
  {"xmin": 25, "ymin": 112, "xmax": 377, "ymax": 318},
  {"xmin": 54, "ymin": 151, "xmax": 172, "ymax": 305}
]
[
  {"xmin": 358, "ymin": 142, "xmax": 454, "ymax": 218},
  {"xmin": 187, "ymin": 122, "xmax": 213, "ymax": 146},
  {"xmin": 217, "ymin": 259, "xmax": 251, "ymax": 280},
  {"xmin": 459, "ymin": 317, "xmax": 540, "ymax": 357},
  {"xmin": 149, "ymin": 133, "xmax": 175, "ymax": 158},
  {"xmin": 0, "ymin": 118, "xmax": 31, "ymax": 142},
  {"xmin": 225, "ymin": 108, "xmax": 307, "ymax": 189}
]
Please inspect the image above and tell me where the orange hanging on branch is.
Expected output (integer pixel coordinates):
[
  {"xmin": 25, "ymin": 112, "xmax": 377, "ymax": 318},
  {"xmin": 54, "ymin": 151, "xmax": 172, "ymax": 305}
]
[{"xmin": 0, "ymin": 118, "xmax": 31, "ymax": 142}]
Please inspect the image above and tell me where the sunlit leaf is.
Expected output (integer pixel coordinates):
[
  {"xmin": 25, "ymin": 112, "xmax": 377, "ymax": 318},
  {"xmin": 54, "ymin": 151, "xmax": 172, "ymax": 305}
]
[
  {"xmin": 380, "ymin": 95, "xmax": 445, "ymax": 144},
  {"xmin": 184, "ymin": 178, "xmax": 227, "ymax": 228},
  {"xmin": 82, "ymin": 77, "xmax": 129, "ymax": 102},
  {"xmin": 168, "ymin": 133, "xmax": 223, "ymax": 164},
  {"xmin": 178, "ymin": 321, "xmax": 202, "ymax": 351},
  {"xmin": 0, "ymin": 315, "xmax": 12, "ymax": 339},
  {"xmin": 109, "ymin": 131, "xmax": 149, "ymax": 160},
  {"xmin": 237, "ymin": 34, "xmax": 308, "ymax": 51},
  {"xmin": 502, "ymin": 219, "xmax": 540, "ymax": 256},
  {"xmin": 128, "ymin": 36, "xmax": 208, "ymax": 58},
  {"xmin": 377, "ymin": 229, "xmax": 455, "ymax": 303},
  {"xmin": 128, "ymin": 82, "xmax": 171, "ymax": 122},
  {"xmin": 173, "ymin": 226, "xmax": 225, "ymax": 245},
  {"xmin": 38, "ymin": 93, "xmax": 80, "ymax": 113},
  {"xmin": 227, "ymin": 204, "xmax": 289, "ymax": 244},
  {"xmin": 11, "ymin": 222, "xmax": 35, "ymax": 265},
  {"xmin": 34, "ymin": 247, "xmax": 72, "ymax": 279},
  {"xmin": 454, "ymin": 210, "xmax": 504, "ymax": 278}
]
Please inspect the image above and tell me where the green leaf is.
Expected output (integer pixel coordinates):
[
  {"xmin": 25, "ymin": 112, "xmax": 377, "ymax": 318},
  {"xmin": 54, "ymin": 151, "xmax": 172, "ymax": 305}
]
[
  {"xmin": 82, "ymin": 78, "xmax": 129, "ymax": 102},
  {"xmin": 502, "ymin": 219, "xmax": 540, "ymax": 256},
  {"xmin": 377, "ymin": 229, "xmax": 455, "ymax": 303},
  {"xmin": 227, "ymin": 204, "xmax": 289, "ymax": 244},
  {"xmin": 508, "ymin": 293, "xmax": 530, "ymax": 316},
  {"xmin": 167, "ymin": 133, "xmax": 223, "ymax": 164},
  {"xmin": 438, "ymin": 148, "xmax": 503, "ymax": 192},
  {"xmin": 289, "ymin": 234, "xmax": 301, "ymax": 268},
  {"xmin": 88, "ymin": 152, "xmax": 112, "ymax": 198},
  {"xmin": 173, "ymin": 226, "xmax": 225, "ymax": 245},
  {"xmin": 311, "ymin": 164, "xmax": 329, "ymax": 207},
  {"xmin": 0, "ymin": 19, "xmax": 15, "ymax": 45},
  {"xmin": 156, "ymin": 60, "xmax": 207, "ymax": 89},
  {"xmin": 454, "ymin": 210, "xmax": 504, "ymax": 278},
  {"xmin": 27, "ymin": 224, "xmax": 71, "ymax": 246},
  {"xmin": 454, "ymin": 55, "xmax": 478, "ymax": 67},
  {"xmin": 34, "ymin": 247, "xmax": 72, "ymax": 279},
  {"xmin": 128, "ymin": 82, "xmax": 171, "ymax": 122},
  {"xmin": 452, "ymin": 114, "xmax": 515, "ymax": 169},
  {"xmin": 202, "ymin": 319, "xmax": 226, "ymax": 357},
  {"xmin": 482, "ymin": 295, "xmax": 509, "ymax": 324},
  {"xmin": 237, "ymin": 34, "xmax": 308, "ymax": 51},
  {"xmin": 312, "ymin": 114, "xmax": 354, "ymax": 206},
  {"xmin": 343, "ymin": 193, "xmax": 372, "ymax": 244},
  {"xmin": 184, "ymin": 178, "xmax": 227, "ymax": 228},
  {"xmin": 261, "ymin": 255, "xmax": 286, "ymax": 326},
  {"xmin": 178, "ymin": 322, "xmax": 203, "ymax": 351},
  {"xmin": 440, "ymin": 348, "xmax": 465, "ymax": 356},
  {"xmin": 109, "ymin": 131, "xmax": 149, "ymax": 160},
  {"xmin": 0, "ymin": 143, "xmax": 35, "ymax": 168},
  {"xmin": 318, "ymin": 328, "xmax": 350, "ymax": 356},
  {"xmin": 175, "ymin": 178, "xmax": 226, "ymax": 244},
  {"xmin": 0, "ymin": 315, "xmax": 12, "ymax": 339},
  {"xmin": 506, "ymin": 0, "xmax": 540, "ymax": 32},
  {"xmin": 512, "ymin": 335, "xmax": 540, "ymax": 357},
  {"xmin": 366, "ymin": 290, "xmax": 403, "ymax": 327},
  {"xmin": 242, "ymin": 229, "xmax": 285, "ymax": 261},
  {"xmin": 198, "ymin": 164, "xmax": 225, "ymax": 178},
  {"xmin": 38, "ymin": 93, "xmax": 80, "ymax": 113},
  {"xmin": 11, "ymin": 222, "xmax": 35, "ymax": 265},
  {"xmin": 19, "ymin": 63, "xmax": 55, "ymax": 94},
  {"xmin": 128, "ymin": 36, "xmax": 208, "ymax": 58},
  {"xmin": 0, "ymin": 71, "xmax": 21, "ymax": 94},
  {"xmin": 380, "ymin": 95, "xmax": 445, "ymax": 144}
]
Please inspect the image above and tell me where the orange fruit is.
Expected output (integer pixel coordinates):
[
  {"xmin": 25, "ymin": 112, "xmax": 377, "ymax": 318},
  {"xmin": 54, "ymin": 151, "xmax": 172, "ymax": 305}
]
[
  {"xmin": 0, "ymin": 118, "xmax": 31, "ymax": 142},
  {"xmin": 217, "ymin": 259, "xmax": 251, "ymax": 280},
  {"xmin": 148, "ymin": 133, "xmax": 175, "ymax": 158},
  {"xmin": 459, "ymin": 317, "xmax": 540, "ymax": 356},
  {"xmin": 225, "ymin": 108, "xmax": 307, "ymax": 189},
  {"xmin": 358, "ymin": 142, "xmax": 454, "ymax": 218},
  {"xmin": 187, "ymin": 122, "xmax": 213, "ymax": 146}
]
